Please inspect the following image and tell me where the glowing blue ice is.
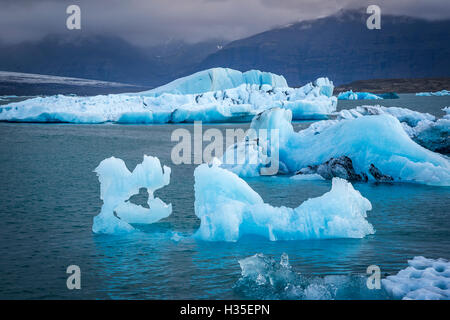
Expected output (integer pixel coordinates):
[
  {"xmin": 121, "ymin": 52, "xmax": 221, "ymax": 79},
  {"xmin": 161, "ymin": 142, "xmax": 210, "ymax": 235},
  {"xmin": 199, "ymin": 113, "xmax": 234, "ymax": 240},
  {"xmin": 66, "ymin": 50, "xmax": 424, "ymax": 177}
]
[
  {"xmin": 226, "ymin": 107, "xmax": 450, "ymax": 186},
  {"xmin": 194, "ymin": 161, "xmax": 374, "ymax": 241},
  {"xmin": 136, "ymin": 68, "xmax": 288, "ymax": 96},
  {"xmin": 338, "ymin": 90, "xmax": 382, "ymax": 100},
  {"xmin": 334, "ymin": 105, "xmax": 449, "ymax": 154},
  {"xmin": 92, "ymin": 155, "xmax": 172, "ymax": 234},
  {"xmin": 0, "ymin": 68, "xmax": 336, "ymax": 123}
]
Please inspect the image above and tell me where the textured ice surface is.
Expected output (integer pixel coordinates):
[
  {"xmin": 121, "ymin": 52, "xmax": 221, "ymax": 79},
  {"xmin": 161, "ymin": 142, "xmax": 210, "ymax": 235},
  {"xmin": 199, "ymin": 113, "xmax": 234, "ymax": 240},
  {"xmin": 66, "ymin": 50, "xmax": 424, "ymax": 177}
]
[
  {"xmin": 335, "ymin": 105, "xmax": 449, "ymax": 154},
  {"xmin": 136, "ymin": 68, "xmax": 288, "ymax": 96},
  {"xmin": 235, "ymin": 253, "xmax": 387, "ymax": 300},
  {"xmin": 338, "ymin": 90, "xmax": 382, "ymax": 100},
  {"xmin": 228, "ymin": 107, "xmax": 450, "ymax": 186},
  {"xmin": 416, "ymin": 90, "xmax": 450, "ymax": 96},
  {"xmin": 194, "ymin": 162, "xmax": 374, "ymax": 241},
  {"xmin": 0, "ymin": 68, "xmax": 336, "ymax": 123},
  {"xmin": 412, "ymin": 108, "xmax": 450, "ymax": 154},
  {"xmin": 382, "ymin": 256, "xmax": 450, "ymax": 300},
  {"xmin": 295, "ymin": 156, "xmax": 372, "ymax": 182},
  {"xmin": 93, "ymin": 155, "xmax": 172, "ymax": 234},
  {"xmin": 334, "ymin": 105, "xmax": 436, "ymax": 125}
]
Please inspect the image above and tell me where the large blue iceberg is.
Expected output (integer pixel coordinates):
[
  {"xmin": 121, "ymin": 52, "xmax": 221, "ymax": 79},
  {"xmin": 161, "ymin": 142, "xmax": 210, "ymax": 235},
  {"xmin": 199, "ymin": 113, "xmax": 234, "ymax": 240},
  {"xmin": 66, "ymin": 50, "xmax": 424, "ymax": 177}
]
[
  {"xmin": 222, "ymin": 107, "xmax": 450, "ymax": 186},
  {"xmin": 194, "ymin": 161, "xmax": 374, "ymax": 242},
  {"xmin": 0, "ymin": 68, "xmax": 336, "ymax": 123}
]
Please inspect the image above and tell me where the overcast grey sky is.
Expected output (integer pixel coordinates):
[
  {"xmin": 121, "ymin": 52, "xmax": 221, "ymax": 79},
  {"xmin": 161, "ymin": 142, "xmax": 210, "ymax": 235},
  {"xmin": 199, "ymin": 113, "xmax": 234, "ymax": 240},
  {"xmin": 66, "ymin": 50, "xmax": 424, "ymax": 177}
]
[{"xmin": 1, "ymin": 0, "xmax": 449, "ymax": 46}]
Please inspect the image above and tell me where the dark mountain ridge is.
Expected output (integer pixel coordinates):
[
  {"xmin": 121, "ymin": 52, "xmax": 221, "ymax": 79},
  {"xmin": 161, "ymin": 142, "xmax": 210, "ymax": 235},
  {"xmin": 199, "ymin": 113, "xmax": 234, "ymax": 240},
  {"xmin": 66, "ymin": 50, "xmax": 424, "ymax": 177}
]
[
  {"xmin": 0, "ymin": 9, "xmax": 449, "ymax": 89},
  {"xmin": 0, "ymin": 34, "xmax": 226, "ymax": 87},
  {"xmin": 197, "ymin": 9, "xmax": 450, "ymax": 86}
]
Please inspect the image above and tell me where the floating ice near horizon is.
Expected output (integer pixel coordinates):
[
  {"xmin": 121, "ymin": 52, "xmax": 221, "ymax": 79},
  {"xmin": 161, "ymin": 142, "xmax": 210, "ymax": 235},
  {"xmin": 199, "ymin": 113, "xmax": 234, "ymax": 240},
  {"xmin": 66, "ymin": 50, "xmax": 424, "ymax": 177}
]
[
  {"xmin": 382, "ymin": 256, "xmax": 450, "ymax": 300},
  {"xmin": 338, "ymin": 90, "xmax": 383, "ymax": 100},
  {"xmin": 0, "ymin": 68, "xmax": 336, "ymax": 123},
  {"xmin": 92, "ymin": 155, "xmax": 172, "ymax": 234},
  {"xmin": 227, "ymin": 107, "xmax": 450, "ymax": 186},
  {"xmin": 194, "ymin": 161, "xmax": 374, "ymax": 242},
  {"xmin": 235, "ymin": 253, "xmax": 387, "ymax": 300},
  {"xmin": 416, "ymin": 90, "xmax": 450, "ymax": 96}
]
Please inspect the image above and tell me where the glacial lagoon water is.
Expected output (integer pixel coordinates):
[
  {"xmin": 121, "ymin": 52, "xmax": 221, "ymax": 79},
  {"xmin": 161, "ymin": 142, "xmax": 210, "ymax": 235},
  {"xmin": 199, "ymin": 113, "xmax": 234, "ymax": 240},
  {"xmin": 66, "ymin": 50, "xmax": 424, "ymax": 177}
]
[{"xmin": 0, "ymin": 94, "xmax": 449, "ymax": 299}]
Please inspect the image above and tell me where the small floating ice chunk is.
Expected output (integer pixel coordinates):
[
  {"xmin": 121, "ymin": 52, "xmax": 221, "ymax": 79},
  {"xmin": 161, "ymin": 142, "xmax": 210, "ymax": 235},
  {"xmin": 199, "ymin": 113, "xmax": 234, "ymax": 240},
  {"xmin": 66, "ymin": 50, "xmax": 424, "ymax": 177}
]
[
  {"xmin": 194, "ymin": 162, "xmax": 374, "ymax": 241},
  {"xmin": 235, "ymin": 253, "xmax": 387, "ymax": 300},
  {"xmin": 92, "ymin": 155, "xmax": 172, "ymax": 234},
  {"xmin": 291, "ymin": 173, "xmax": 325, "ymax": 181},
  {"xmin": 382, "ymin": 256, "xmax": 450, "ymax": 300},
  {"xmin": 416, "ymin": 90, "xmax": 450, "ymax": 96},
  {"xmin": 170, "ymin": 232, "xmax": 183, "ymax": 242}
]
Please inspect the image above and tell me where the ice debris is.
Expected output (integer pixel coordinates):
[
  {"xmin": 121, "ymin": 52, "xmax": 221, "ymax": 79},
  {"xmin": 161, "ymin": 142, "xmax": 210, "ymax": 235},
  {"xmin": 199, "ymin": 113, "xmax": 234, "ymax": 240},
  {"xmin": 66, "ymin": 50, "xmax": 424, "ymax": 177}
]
[{"xmin": 234, "ymin": 253, "xmax": 388, "ymax": 300}]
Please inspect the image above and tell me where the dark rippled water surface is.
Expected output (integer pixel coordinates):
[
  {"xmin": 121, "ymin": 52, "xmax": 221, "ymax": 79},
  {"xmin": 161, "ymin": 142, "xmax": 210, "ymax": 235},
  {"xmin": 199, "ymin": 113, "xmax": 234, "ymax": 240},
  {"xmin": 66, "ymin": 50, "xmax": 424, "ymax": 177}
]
[{"xmin": 0, "ymin": 95, "xmax": 449, "ymax": 299}]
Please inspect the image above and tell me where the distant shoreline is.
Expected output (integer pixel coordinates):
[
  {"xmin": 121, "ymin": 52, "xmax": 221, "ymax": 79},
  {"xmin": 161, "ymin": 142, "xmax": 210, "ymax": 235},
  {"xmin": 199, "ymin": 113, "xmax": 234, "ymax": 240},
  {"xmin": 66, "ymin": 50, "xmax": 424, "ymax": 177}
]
[
  {"xmin": 0, "ymin": 71, "xmax": 150, "ymax": 96},
  {"xmin": 335, "ymin": 77, "xmax": 450, "ymax": 94},
  {"xmin": 1, "ymin": 71, "xmax": 449, "ymax": 96}
]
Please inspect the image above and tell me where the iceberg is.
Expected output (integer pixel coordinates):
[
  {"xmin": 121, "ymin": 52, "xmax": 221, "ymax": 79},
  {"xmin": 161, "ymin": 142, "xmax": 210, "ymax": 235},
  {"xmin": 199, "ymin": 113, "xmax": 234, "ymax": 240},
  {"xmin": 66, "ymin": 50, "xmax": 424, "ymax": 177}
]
[
  {"xmin": 416, "ymin": 90, "xmax": 450, "ymax": 96},
  {"xmin": 224, "ymin": 107, "xmax": 450, "ymax": 186},
  {"xmin": 92, "ymin": 155, "xmax": 172, "ymax": 234},
  {"xmin": 335, "ymin": 105, "xmax": 449, "ymax": 154},
  {"xmin": 135, "ymin": 68, "xmax": 288, "ymax": 96},
  {"xmin": 338, "ymin": 90, "xmax": 383, "ymax": 100},
  {"xmin": 0, "ymin": 68, "xmax": 336, "ymax": 123},
  {"xmin": 334, "ymin": 105, "xmax": 436, "ymax": 126},
  {"xmin": 382, "ymin": 256, "xmax": 450, "ymax": 300},
  {"xmin": 194, "ymin": 161, "xmax": 374, "ymax": 242}
]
